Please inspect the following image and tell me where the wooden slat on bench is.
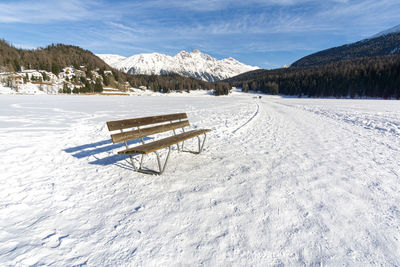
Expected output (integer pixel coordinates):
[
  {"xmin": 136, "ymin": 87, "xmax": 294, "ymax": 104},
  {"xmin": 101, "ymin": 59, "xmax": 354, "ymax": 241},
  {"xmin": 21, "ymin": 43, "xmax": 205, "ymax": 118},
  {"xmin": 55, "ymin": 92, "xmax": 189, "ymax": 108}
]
[
  {"xmin": 118, "ymin": 129, "xmax": 211, "ymax": 154},
  {"xmin": 110, "ymin": 120, "xmax": 190, "ymax": 144},
  {"xmin": 107, "ymin": 113, "xmax": 188, "ymax": 131}
]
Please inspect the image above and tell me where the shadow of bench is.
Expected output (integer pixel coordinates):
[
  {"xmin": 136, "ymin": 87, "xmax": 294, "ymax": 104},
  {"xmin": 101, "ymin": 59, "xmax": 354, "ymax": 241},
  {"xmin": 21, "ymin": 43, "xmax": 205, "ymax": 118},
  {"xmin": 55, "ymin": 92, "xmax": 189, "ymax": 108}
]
[{"xmin": 63, "ymin": 137, "xmax": 153, "ymax": 170}]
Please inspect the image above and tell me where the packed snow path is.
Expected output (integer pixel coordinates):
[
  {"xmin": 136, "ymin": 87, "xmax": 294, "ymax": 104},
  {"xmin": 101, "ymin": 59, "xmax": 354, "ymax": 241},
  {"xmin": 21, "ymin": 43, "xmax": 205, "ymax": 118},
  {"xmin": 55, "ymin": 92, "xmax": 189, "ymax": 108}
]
[{"xmin": 1, "ymin": 95, "xmax": 399, "ymax": 265}]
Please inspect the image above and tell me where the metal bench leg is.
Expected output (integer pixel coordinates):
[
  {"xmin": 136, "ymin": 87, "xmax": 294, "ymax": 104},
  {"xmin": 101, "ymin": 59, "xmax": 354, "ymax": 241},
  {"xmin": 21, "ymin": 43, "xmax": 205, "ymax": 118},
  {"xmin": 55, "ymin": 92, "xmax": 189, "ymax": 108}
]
[
  {"xmin": 182, "ymin": 133, "xmax": 207, "ymax": 154},
  {"xmin": 127, "ymin": 147, "xmax": 172, "ymax": 175},
  {"xmin": 129, "ymin": 155, "xmax": 139, "ymax": 171},
  {"xmin": 199, "ymin": 133, "xmax": 207, "ymax": 153},
  {"xmin": 154, "ymin": 146, "xmax": 171, "ymax": 175},
  {"xmin": 139, "ymin": 154, "xmax": 145, "ymax": 169},
  {"xmin": 180, "ymin": 127, "xmax": 185, "ymax": 151},
  {"xmin": 172, "ymin": 127, "xmax": 181, "ymax": 152},
  {"xmin": 122, "ymin": 127, "xmax": 172, "ymax": 175}
]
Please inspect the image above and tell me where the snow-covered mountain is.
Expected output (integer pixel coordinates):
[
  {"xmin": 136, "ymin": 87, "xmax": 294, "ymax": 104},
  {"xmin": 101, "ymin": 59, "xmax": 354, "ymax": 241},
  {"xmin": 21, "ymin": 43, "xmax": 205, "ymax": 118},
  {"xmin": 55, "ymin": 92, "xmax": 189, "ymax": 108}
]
[
  {"xmin": 372, "ymin": 24, "xmax": 400, "ymax": 38},
  {"xmin": 96, "ymin": 54, "xmax": 127, "ymax": 66},
  {"xmin": 97, "ymin": 50, "xmax": 259, "ymax": 82}
]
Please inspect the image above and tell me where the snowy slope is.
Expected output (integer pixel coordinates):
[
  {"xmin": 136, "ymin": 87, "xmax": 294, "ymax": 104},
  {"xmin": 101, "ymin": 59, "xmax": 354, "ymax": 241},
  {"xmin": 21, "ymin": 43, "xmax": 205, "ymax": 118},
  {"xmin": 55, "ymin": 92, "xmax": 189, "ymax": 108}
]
[
  {"xmin": 1, "ymin": 94, "xmax": 400, "ymax": 265},
  {"xmin": 372, "ymin": 24, "xmax": 400, "ymax": 38},
  {"xmin": 97, "ymin": 54, "xmax": 127, "ymax": 66},
  {"xmin": 97, "ymin": 50, "xmax": 259, "ymax": 82}
]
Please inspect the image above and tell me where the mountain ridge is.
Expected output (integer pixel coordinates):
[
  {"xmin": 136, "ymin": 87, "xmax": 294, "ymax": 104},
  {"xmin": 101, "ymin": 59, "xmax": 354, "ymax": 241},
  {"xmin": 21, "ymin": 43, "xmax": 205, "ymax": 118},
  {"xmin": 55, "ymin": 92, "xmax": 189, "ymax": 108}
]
[
  {"xmin": 372, "ymin": 24, "xmax": 400, "ymax": 38},
  {"xmin": 291, "ymin": 31, "xmax": 400, "ymax": 67},
  {"xmin": 97, "ymin": 50, "xmax": 259, "ymax": 82}
]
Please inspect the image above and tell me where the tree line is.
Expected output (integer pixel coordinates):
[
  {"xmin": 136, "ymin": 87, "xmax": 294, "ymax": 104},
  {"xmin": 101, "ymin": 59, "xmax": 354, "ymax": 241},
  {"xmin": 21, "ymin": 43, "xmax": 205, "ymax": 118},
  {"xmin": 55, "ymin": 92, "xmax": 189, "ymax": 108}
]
[
  {"xmin": 227, "ymin": 55, "xmax": 400, "ymax": 99},
  {"xmin": 126, "ymin": 73, "xmax": 230, "ymax": 95}
]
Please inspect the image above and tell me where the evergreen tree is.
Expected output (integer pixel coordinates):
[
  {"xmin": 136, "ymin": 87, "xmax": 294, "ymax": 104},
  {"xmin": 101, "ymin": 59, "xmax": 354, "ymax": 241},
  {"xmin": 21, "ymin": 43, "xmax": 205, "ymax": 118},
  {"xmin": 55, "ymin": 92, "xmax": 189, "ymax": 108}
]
[
  {"xmin": 242, "ymin": 83, "xmax": 249, "ymax": 92},
  {"xmin": 94, "ymin": 79, "xmax": 103, "ymax": 93}
]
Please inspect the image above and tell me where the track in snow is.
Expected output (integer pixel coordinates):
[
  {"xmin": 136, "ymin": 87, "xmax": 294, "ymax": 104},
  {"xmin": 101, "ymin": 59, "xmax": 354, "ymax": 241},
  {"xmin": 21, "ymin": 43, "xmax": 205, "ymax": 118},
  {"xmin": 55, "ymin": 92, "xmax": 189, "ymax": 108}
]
[{"xmin": 232, "ymin": 102, "xmax": 260, "ymax": 134}]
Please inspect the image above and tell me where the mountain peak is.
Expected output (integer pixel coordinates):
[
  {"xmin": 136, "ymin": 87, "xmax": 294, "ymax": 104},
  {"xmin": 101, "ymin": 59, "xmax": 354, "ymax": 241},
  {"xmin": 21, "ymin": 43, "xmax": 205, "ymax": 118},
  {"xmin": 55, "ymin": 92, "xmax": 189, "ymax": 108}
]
[
  {"xmin": 223, "ymin": 57, "xmax": 238, "ymax": 62},
  {"xmin": 98, "ymin": 50, "xmax": 259, "ymax": 82}
]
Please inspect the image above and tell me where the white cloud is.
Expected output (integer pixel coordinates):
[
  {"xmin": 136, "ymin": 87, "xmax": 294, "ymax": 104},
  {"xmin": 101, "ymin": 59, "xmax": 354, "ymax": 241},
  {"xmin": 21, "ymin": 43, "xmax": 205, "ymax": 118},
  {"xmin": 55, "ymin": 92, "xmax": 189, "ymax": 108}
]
[
  {"xmin": 108, "ymin": 22, "xmax": 138, "ymax": 32},
  {"xmin": 0, "ymin": 0, "xmax": 99, "ymax": 23}
]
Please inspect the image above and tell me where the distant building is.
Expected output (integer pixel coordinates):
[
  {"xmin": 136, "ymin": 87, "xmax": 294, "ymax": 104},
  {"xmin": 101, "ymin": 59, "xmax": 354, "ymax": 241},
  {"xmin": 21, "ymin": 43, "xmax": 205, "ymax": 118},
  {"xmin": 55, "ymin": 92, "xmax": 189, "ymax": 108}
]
[
  {"xmin": 63, "ymin": 66, "xmax": 75, "ymax": 74},
  {"xmin": 91, "ymin": 70, "xmax": 102, "ymax": 80},
  {"xmin": 21, "ymin": 70, "xmax": 43, "ymax": 80},
  {"xmin": 0, "ymin": 66, "xmax": 8, "ymax": 73},
  {"xmin": 74, "ymin": 70, "xmax": 85, "ymax": 78},
  {"xmin": 7, "ymin": 74, "xmax": 23, "ymax": 89},
  {"xmin": 58, "ymin": 66, "xmax": 85, "ymax": 80}
]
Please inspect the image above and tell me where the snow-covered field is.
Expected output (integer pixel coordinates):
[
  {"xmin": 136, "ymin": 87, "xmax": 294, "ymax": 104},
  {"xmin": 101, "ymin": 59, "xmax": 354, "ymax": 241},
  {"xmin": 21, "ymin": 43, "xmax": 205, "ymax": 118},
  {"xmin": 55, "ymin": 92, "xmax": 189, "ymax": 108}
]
[
  {"xmin": 1, "ymin": 94, "xmax": 399, "ymax": 265},
  {"xmin": 0, "ymin": 83, "xmax": 60, "ymax": 95}
]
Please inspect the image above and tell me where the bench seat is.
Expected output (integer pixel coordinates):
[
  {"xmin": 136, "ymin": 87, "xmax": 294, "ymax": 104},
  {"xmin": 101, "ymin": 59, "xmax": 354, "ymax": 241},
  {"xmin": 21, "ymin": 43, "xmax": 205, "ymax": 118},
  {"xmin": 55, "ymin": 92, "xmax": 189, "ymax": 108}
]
[
  {"xmin": 107, "ymin": 112, "xmax": 211, "ymax": 175},
  {"xmin": 118, "ymin": 129, "xmax": 211, "ymax": 155}
]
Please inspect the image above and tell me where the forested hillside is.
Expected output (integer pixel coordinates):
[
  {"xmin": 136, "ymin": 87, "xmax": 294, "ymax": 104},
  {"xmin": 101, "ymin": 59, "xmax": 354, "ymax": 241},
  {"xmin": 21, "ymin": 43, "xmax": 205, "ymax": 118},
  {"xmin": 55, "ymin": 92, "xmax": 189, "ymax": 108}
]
[
  {"xmin": 0, "ymin": 40, "xmax": 112, "ymax": 74},
  {"xmin": 226, "ymin": 55, "xmax": 400, "ymax": 99},
  {"xmin": 292, "ymin": 33, "xmax": 400, "ymax": 67}
]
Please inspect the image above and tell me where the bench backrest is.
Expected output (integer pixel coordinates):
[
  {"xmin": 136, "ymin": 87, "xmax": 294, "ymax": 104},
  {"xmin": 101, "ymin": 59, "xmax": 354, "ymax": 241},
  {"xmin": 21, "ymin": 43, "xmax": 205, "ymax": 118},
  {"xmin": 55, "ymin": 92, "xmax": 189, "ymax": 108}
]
[{"xmin": 107, "ymin": 113, "xmax": 189, "ymax": 144}]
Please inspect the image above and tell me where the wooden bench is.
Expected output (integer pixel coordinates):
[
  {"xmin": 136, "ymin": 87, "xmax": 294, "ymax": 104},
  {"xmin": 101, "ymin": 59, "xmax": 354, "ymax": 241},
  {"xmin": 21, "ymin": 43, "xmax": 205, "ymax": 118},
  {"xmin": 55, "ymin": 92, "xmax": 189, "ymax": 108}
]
[{"xmin": 106, "ymin": 113, "xmax": 211, "ymax": 175}]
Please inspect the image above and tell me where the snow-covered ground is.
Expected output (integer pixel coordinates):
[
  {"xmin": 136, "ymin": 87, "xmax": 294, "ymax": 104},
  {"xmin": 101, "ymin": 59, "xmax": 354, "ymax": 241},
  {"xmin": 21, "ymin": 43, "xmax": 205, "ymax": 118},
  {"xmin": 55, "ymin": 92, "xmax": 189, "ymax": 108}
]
[
  {"xmin": 0, "ymin": 83, "xmax": 59, "ymax": 95},
  {"xmin": 1, "ymin": 94, "xmax": 399, "ymax": 265}
]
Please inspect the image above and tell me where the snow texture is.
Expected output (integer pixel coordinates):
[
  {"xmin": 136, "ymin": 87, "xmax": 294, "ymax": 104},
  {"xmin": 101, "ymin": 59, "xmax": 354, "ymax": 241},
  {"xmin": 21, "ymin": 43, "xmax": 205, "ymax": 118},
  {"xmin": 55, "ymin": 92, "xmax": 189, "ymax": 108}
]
[
  {"xmin": 1, "ymin": 94, "xmax": 400, "ymax": 265},
  {"xmin": 97, "ymin": 50, "xmax": 259, "ymax": 82},
  {"xmin": 0, "ymin": 83, "xmax": 59, "ymax": 95}
]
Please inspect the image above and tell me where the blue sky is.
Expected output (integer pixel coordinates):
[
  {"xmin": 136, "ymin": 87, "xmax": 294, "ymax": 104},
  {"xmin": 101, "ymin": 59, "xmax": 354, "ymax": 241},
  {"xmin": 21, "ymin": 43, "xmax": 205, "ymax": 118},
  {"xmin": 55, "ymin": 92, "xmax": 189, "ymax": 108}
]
[{"xmin": 0, "ymin": 0, "xmax": 399, "ymax": 69}]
